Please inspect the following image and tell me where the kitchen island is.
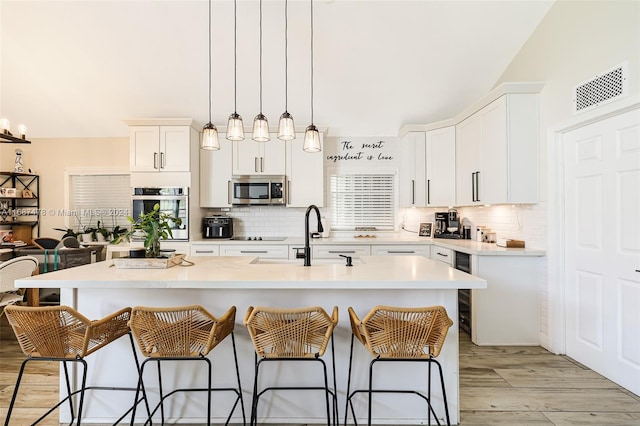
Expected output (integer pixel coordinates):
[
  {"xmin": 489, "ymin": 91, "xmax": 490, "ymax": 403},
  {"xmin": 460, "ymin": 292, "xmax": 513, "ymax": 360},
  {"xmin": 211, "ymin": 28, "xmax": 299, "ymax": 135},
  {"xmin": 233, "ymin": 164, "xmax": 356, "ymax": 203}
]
[{"xmin": 16, "ymin": 255, "xmax": 486, "ymax": 425}]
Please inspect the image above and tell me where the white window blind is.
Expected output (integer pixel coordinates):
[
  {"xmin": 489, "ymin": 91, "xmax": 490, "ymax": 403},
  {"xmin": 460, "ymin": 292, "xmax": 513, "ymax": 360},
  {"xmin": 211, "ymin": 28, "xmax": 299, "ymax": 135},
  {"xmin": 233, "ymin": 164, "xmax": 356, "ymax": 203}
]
[
  {"xmin": 330, "ymin": 174, "xmax": 395, "ymax": 230},
  {"xmin": 69, "ymin": 174, "xmax": 131, "ymax": 231}
]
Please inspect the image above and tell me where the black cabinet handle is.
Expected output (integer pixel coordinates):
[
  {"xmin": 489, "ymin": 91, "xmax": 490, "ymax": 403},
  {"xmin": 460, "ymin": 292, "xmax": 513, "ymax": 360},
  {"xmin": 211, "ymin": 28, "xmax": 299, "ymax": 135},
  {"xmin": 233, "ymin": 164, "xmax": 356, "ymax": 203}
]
[
  {"xmin": 329, "ymin": 250, "xmax": 356, "ymax": 254},
  {"xmin": 240, "ymin": 250, "xmax": 268, "ymax": 254},
  {"xmin": 411, "ymin": 179, "xmax": 415, "ymax": 204},
  {"xmin": 471, "ymin": 173, "xmax": 475, "ymax": 202},
  {"xmin": 427, "ymin": 179, "xmax": 431, "ymax": 204},
  {"xmin": 475, "ymin": 171, "xmax": 480, "ymax": 202}
]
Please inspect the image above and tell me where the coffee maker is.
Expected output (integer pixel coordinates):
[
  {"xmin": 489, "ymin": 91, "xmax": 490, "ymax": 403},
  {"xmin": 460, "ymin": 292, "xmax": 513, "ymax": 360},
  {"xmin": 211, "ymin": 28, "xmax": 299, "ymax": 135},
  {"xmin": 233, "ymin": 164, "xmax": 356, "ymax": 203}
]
[{"xmin": 434, "ymin": 209, "xmax": 461, "ymax": 239}]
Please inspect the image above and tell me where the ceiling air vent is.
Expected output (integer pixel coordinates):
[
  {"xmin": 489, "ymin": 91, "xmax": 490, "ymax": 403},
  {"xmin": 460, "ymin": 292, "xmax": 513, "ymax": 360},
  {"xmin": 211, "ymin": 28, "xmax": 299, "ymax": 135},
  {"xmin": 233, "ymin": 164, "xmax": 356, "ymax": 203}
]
[{"xmin": 573, "ymin": 62, "xmax": 628, "ymax": 114}]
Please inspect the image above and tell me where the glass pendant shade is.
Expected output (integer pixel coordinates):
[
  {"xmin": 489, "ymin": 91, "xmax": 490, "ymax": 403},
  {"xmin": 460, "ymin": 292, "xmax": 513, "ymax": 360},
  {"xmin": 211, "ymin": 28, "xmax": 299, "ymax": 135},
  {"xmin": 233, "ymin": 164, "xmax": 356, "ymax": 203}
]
[
  {"xmin": 226, "ymin": 112, "xmax": 245, "ymax": 141},
  {"xmin": 277, "ymin": 112, "xmax": 295, "ymax": 141},
  {"xmin": 252, "ymin": 113, "xmax": 270, "ymax": 142},
  {"xmin": 201, "ymin": 122, "xmax": 220, "ymax": 150},
  {"xmin": 303, "ymin": 124, "xmax": 321, "ymax": 152}
]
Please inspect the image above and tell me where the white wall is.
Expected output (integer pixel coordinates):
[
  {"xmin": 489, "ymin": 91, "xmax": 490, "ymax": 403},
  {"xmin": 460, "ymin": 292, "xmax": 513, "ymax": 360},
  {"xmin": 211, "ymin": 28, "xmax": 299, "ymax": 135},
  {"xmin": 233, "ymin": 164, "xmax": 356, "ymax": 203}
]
[
  {"xmin": 490, "ymin": 0, "xmax": 640, "ymax": 350},
  {"xmin": 0, "ymin": 138, "xmax": 129, "ymax": 239}
]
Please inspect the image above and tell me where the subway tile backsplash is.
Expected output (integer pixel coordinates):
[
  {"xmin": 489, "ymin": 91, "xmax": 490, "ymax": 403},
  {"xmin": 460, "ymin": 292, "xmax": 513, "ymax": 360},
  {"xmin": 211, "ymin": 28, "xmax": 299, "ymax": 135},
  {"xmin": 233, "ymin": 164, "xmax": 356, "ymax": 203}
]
[{"xmin": 202, "ymin": 202, "xmax": 546, "ymax": 250}]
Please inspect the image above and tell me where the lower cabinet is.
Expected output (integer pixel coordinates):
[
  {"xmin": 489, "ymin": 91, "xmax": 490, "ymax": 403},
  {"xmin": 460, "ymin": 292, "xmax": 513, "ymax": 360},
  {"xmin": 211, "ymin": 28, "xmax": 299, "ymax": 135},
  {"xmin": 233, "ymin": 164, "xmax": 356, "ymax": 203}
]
[
  {"xmin": 430, "ymin": 246, "xmax": 453, "ymax": 265},
  {"xmin": 219, "ymin": 244, "xmax": 289, "ymax": 259},
  {"xmin": 312, "ymin": 245, "xmax": 371, "ymax": 260},
  {"xmin": 190, "ymin": 244, "xmax": 220, "ymax": 256},
  {"xmin": 371, "ymin": 245, "xmax": 429, "ymax": 256}
]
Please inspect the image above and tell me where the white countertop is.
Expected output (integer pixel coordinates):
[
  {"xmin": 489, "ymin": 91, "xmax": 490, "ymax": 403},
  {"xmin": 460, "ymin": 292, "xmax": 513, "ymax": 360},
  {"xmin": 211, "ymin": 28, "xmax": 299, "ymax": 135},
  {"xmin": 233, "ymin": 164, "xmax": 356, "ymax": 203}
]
[
  {"xmin": 191, "ymin": 235, "xmax": 545, "ymax": 256},
  {"xmin": 17, "ymin": 255, "xmax": 486, "ymax": 290}
]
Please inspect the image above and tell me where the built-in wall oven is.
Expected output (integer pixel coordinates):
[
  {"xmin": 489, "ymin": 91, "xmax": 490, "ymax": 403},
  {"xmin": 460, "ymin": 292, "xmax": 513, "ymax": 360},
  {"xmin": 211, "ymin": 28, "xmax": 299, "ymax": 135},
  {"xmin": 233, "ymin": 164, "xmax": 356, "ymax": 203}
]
[
  {"xmin": 454, "ymin": 251, "xmax": 472, "ymax": 336},
  {"xmin": 131, "ymin": 187, "xmax": 189, "ymax": 240}
]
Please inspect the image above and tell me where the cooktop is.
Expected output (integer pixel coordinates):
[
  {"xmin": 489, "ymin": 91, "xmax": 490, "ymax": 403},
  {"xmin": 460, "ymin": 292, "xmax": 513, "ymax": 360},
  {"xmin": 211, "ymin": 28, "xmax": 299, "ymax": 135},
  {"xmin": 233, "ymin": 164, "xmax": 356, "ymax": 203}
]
[{"xmin": 230, "ymin": 236, "xmax": 287, "ymax": 241}]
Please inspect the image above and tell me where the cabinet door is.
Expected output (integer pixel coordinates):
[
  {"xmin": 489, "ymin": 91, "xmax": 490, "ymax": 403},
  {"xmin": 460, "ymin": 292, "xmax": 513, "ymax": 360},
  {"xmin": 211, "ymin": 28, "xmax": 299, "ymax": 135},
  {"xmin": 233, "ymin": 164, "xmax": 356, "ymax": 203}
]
[
  {"xmin": 160, "ymin": 126, "xmax": 191, "ymax": 172},
  {"xmin": 371, "ymin": 245, "xmax": 429, "ymax": 256},
  {"xmin": 426, "ymin": 126, "xmax": 456, "ymax": 207},
  {"xmin": 312, "ymin": 245, "xmax": 371, "ymax": 259},
  {"xmin": 261, "ymin": 140, "xmax": 286, "ymax": 175},
  {"xmin": 233, "ymin": 140, "xmax": 261, "ymax": 175},
  {"xmin": 130, "ymin": 126, "xmax": 160, "ymax": 171},
  {"xmin": 479, "ymin": 97, "xmax": 508, "ymax": 205},
  {"xmin": 219, "ymin": 244, "xmax": 289, "ymax": 259},
  {"xmin": 200, "ymin": 135, "xmax": 233, "ymax": 207},
  {"xmin": 456, "ymin": 115, "xmax": 481, "ymax": 206},
  {"xmin": 232, "ymin": 137, "xmax": 286, "ymax": 175},
  {"xmin": 286, "ymin": 134, "xmax": 324, "ymax": 207},
  {"xmin": 399, "ymin": 132, "xmax": 426, "ymax": 207}
]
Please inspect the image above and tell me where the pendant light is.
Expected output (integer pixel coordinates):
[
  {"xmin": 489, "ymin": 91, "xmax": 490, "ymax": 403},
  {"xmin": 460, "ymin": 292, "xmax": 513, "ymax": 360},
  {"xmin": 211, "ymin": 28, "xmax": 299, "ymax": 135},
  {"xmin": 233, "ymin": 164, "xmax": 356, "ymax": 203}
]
[
  {"xmin": 277, "ymin": 0, "xmax": 295, "ymax": 141},
  {"xmin": 226, "ymin": 0, "xmax": 244, "ymax": 141},
  {"xmin": 201, "ymin": 0, "xmax": 220, "ymax": 150},
  {"xmin": 252, "ymin": 0, "xmax": 270, "ymax": 142},
  {"xmin": 303, "ymin": 0, "xmax": 321, "ymax": 152}
]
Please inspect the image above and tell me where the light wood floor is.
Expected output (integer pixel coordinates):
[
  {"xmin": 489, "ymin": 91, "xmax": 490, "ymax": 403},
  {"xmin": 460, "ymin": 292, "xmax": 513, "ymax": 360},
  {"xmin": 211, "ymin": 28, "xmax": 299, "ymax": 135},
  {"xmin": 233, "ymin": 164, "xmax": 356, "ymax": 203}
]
[{"xmin": 1, "ymin": 318, "xmax": 639, "ymax": 425}]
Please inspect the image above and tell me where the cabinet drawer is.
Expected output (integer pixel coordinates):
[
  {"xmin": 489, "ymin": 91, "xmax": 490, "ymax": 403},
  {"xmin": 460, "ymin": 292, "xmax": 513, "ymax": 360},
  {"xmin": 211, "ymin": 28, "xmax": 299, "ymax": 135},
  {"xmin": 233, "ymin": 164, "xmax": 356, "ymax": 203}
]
[
  {"xmin": 190, "ymin": 245, "xmax": 220, "ymax": 256},
  {"xmin": 312, "ymin": 245, "xmax": 371, "ymax": 259},
  {"xmin": 371, "ymin": 245, "xmax": 429, "ymax": 256},
  {"xmin": 219, "ymin": 244, "xmax": 289, "ymax": 259},
  {"xmin": 431, "ymin": 246, "xmax": 453, "ymax": 265}
]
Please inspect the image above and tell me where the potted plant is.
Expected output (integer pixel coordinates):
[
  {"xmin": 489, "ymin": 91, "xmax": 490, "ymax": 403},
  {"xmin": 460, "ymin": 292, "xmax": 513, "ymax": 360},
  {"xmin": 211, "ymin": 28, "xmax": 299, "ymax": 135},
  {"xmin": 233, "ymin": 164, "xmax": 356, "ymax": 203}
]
[{"xmin": 121, "ymin": 203, "xmax": 181, "ymax": 258}]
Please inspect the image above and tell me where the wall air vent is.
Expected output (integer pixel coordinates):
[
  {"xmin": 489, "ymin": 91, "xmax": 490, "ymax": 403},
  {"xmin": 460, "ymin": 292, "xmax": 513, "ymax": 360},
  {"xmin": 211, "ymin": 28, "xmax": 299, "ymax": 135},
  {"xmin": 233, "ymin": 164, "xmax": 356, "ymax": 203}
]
[{"xmin": 573, "ymin": 62, "xmax": 628, "ymax": 114}]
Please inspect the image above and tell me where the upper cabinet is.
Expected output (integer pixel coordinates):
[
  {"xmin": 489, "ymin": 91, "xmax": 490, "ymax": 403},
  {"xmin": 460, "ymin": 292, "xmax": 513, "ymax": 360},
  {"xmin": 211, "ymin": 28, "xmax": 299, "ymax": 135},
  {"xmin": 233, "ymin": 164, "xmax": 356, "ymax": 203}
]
[
  {"xmin": 426, "ymin": 126, "xmax": 456, "ymax": 207},
  {"xmin": 130, "ymin": 126, "xmax": 195, "ymax": 172},
  {"xmin": 455, "ymin": 93, "xmax": 539, "ymax": 206},
  {"xmin": 126, "ymin": 119, "xmax": 199, "ymax": 174},
  {"xmin": 399, "ymin": 127, "xmax": 456, "ymax": 208},
  {"xmin": 286, "ymin": 134, "xmax": 324, "ymax": 207},
  {"xmin": 399, "ymin": 131, "xmax": 426, "ymax": 207},
  {"xmin": 200, "ymin": 134, "xmax": 233, "ymax": 208},
  {"xmin": 232, "ymin": 137, "xmax": 286, "ymax": 175}
]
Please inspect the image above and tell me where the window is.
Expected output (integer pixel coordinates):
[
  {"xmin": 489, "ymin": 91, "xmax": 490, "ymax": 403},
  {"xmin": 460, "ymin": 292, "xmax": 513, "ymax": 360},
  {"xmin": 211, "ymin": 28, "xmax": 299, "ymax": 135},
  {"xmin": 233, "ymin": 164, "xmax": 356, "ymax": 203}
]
[
  {"xmin": 68, "ymin": 173, "xmax": 131, "ymax": 232},
  {"xmin": 329, "ymin": 173, "xmax": 395, "ymax": 230}
]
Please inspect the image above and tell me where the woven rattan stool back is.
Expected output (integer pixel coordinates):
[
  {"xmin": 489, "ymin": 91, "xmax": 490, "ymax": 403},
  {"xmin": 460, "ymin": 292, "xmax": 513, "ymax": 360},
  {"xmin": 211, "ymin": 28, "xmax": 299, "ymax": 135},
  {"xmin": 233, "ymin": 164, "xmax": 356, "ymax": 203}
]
[
  {"xmin": 244, "ymin": 305, "xmax": 338, "ymax": 358},
  {"xmin": 4, "ymin": 304, "xmax": 131, "ymax": 358},
  {"xmin": 129, "ymin": 304, "xmax": 236, "ymax": 358},
  {"xmin": 349, "ymin": 305, "xmax": 453, "ymax": 359}
]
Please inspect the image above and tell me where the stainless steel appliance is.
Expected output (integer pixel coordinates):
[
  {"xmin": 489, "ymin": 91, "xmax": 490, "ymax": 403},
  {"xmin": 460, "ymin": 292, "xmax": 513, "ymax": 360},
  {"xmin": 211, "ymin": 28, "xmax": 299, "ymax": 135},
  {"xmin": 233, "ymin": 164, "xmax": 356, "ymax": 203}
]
[
  {"xmin": 230, "ymin": 175, "xmax": 286, "ymax": 206},
  {"xmin": 203, "ymin": 216, "xmax": 233, "ymax": 239},
  {"xmin": 131, "ymin": 187, "xmax": 188, "ymax": 240}
]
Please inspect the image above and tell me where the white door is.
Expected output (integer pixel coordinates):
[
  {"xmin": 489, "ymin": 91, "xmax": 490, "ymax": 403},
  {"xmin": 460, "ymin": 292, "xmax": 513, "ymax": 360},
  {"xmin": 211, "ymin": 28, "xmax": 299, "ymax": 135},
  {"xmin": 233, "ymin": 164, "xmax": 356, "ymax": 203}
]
[{"xmin": 564, "ymin": 107, "xmax": 640, "ymax": 395}]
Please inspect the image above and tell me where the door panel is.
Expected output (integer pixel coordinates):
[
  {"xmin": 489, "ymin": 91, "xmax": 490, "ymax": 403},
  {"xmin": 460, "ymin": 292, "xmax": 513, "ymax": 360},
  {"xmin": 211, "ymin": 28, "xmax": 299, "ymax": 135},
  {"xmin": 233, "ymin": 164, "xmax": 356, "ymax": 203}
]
[{"xmin": 564, "ymin": 107, "xmax": 640, "ymax": 395}]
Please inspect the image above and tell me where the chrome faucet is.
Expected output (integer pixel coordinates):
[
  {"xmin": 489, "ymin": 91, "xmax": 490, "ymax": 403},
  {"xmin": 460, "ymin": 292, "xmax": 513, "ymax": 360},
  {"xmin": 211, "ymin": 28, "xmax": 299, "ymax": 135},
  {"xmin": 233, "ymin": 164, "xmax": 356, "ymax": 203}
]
[{"xmin": 304, "ymin": 204, "xmax": 323, "ymax": 266}]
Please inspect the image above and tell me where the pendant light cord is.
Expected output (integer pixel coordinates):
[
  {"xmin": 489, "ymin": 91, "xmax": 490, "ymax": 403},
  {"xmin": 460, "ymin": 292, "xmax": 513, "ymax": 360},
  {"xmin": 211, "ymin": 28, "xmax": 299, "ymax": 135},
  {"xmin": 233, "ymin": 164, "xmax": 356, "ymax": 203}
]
[
  {"xmin": 259, "ymin": 0, "xmax": 263, "ymax": 114},
  {"xmin": 208, "ymin": 0, "xmax": 212, "ymax": 124},
  {"xmin": 234, "ymin": 0, "xmax": 238, "ymax": 114},
  {"xmin": 285, "ymin": 0, "xmax": 288, "ymax": 112},
  {"xmin": 310, "ymin": 0, "xmax": 314, "ymax": 125}
]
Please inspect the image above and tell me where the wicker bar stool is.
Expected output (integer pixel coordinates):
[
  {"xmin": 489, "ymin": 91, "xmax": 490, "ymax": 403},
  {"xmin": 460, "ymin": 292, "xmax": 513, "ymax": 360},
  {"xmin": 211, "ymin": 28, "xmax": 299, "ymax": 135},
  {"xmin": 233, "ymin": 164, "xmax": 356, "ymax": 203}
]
[
  {"xmin": 243, "ymin": 305, "xmax": 339, "ymax": 426},
  {"xmin": 128, "ymin": 305, "xmax": 245, "ymax": 426},
  {"xmin": 3, "ymin": 305, "xmax": 149, "ymax": 426},
  {"xmin": 345, "ymin": 305, "xmax": 453, "ymax": 426}
]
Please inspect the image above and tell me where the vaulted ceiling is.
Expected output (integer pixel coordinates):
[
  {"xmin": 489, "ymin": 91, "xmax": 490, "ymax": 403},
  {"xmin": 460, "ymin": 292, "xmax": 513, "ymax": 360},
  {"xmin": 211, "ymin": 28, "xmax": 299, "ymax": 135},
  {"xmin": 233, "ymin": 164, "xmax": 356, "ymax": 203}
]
[{"xmin": 0, "ymin": 0, "xmax": 554, "ymax": 138}]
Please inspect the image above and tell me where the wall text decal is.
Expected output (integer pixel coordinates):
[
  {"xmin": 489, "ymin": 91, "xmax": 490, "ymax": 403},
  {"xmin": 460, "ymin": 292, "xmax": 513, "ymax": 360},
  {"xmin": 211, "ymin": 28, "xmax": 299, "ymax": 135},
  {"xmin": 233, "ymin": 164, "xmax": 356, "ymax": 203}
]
[{"xmin": 326, "ymin": 140, "xmax": 394, "ymax": 163}]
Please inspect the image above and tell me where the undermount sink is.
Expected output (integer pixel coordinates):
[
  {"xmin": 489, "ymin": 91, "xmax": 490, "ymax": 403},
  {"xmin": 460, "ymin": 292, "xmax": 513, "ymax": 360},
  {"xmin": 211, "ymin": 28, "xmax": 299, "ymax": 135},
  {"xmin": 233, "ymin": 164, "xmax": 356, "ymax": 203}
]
[{"xmin": 251, "ymin": 258, "xmax": 365, "ymax": 265}]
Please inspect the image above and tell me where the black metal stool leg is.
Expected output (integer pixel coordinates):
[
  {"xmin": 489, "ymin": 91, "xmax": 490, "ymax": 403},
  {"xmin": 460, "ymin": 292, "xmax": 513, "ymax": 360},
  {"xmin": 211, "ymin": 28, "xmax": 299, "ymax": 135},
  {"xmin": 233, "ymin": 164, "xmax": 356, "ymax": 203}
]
[
  {"xmin": 250, "ymin": 353, "xmax": 260, "ymax": 426},
  {"xmin": 344, "ymin": 334, "xmax": 354, "ymax": 426},
  {"xmin": 432, "ymin": 358, "xmax": 451, "ymax": 426},
  {"xmin": 230, "ymin": 332, "xmax": 247, "ymax": 426},
  {"xmin": 4, "ymin": 358, "xmax": 29, "ymax": 426}
]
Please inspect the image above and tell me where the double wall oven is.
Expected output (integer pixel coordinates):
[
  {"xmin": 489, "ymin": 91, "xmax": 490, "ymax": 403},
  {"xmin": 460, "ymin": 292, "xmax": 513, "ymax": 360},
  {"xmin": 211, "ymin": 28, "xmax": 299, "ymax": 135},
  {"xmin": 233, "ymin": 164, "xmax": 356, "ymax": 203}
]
[{"xmin": 131, "ymin": 187, "xmax": 189, "ymax": 240}]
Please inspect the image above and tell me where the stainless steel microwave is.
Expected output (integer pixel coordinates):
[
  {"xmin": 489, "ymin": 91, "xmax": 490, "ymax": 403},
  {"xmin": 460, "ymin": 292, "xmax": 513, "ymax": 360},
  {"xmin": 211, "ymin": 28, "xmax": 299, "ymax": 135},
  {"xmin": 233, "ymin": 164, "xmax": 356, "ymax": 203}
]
[{"xmin": 230, "ymin": 175, "xmax": 286, "ymax": 206}]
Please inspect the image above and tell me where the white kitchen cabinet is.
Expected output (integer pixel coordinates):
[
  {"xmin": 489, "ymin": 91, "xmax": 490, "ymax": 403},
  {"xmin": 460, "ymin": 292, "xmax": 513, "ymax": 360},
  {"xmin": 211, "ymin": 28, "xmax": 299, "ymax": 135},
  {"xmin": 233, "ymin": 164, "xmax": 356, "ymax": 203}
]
[
  {"xmin": 399, "ymin": 132, "xmax": 426, "ymax": 207},
  {"xmin": 286, "ymin": 134, "xmax": 324, "ymax": 207},
  {"xmin": 430, "ymin": 246, "xmax": 453, "ymax": 265},
  {"xmin": 233, "ymin": 137, "xmax": 286, "ymax": 175},
  {"xmin": 130, "ymin": 125, "xmax": 194, "ymax": 172},
  {"xmin": 219, "ymin": 244, "xmax": 289, "ymax": 259},
  {"xmin": 371, "ymin": 245, "xmax": 429, "ymax": 256},
  {"xmin": 190, "ymin": 244, "xmax": 220, "ymax": 256},
  {"xmin": 455, "ymin": 94, "xmax": 539, "ymax": 206},
  {"xmin": 312, "ymin": 245, "xmax": 371, "ymax": 259},
  {"xmin": 200, "ymin": 135, "xmax": 233, "ymax": 208},
  {"xmin": 425, "ymin": 126, "xmax": 456, "ymax": 207}
]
